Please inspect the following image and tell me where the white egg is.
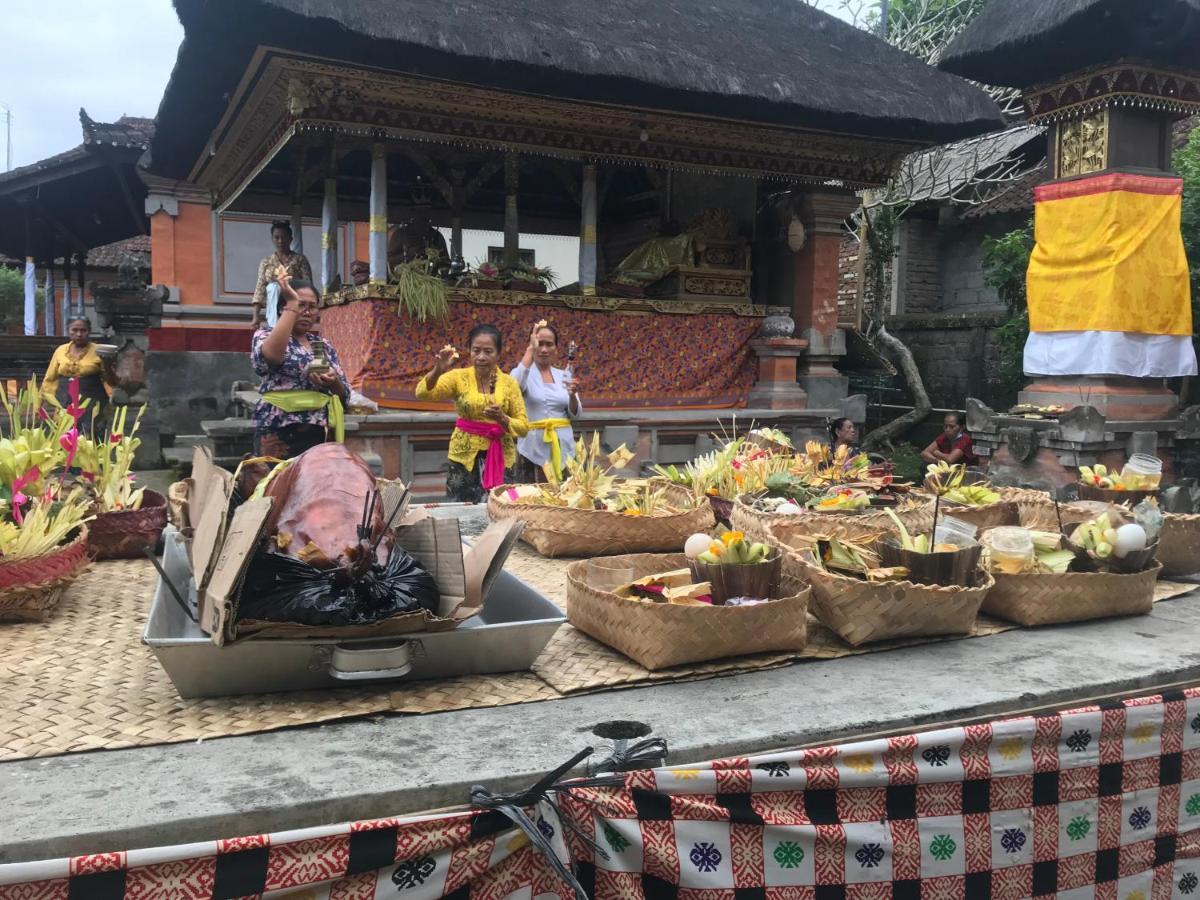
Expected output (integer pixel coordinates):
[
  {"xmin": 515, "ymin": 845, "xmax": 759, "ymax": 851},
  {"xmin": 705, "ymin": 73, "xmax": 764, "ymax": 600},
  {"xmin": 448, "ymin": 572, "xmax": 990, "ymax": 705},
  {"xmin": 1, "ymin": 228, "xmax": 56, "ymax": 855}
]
[
  {"xmin": 1113, "ymin": 523, "xmax": 1148, "ymax": 559},
  {"xmin": 777, "ymin": 502, "xmax": 803, "ymax": 515},
  {"xmin": 684, "ymin": 532, "xmax": 714, "ymax": 559}
]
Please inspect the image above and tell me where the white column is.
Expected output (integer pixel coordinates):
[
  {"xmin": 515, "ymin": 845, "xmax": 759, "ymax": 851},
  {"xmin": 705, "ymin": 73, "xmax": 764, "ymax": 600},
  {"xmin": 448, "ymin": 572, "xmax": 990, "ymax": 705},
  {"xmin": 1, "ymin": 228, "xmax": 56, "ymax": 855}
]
[
  {"xmin": 43, "ymin": 267, "xmax": 55, "ymax": 335},
  {"xmin": 23, "ymin": 258, "xmax": 36, "ymax": 335},
  {"xmin": 321, "ymin": 165, "xmax": 339, "ymax": 293},
  {"xmin": 290, "ymin": 203, "xmax": 304, "ymax": 257},
  {"xmin": 369, "ymin": 143, "xmax": 388, "ymax": 282},
  {"xmin": 579, "ymin": 164, "xmax": 598, "ymax": 296}
]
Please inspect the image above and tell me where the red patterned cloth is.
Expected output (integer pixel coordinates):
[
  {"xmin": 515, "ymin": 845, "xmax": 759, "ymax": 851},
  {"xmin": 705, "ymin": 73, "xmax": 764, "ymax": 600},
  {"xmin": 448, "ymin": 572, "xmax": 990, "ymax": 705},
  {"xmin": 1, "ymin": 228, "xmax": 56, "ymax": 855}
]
[
  {"xmin": 5, "ymin": 689, "xmax": 1200, "ymax": 899},
  {"xmin": 321, "ymin": 300, "xmax": 760, "ymax": 409}
]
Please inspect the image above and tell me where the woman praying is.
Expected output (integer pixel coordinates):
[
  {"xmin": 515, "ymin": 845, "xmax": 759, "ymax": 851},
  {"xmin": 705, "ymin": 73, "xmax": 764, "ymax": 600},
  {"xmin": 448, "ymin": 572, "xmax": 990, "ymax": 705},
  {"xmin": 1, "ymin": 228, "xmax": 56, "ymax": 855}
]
[
  {"xmin": 511, "ymin": 321, "xmax": 581, "ymax": 483},
  {"xmin": 251, "ymin": 276, "xmax": 349, "ymax": 459},
  {"xmin": 416, "ymin": 324, "xmax": 529, "ymax": 503},
  {"xmin": 251, "ymin": 221, "xmax": 313, "ymax": 329}
]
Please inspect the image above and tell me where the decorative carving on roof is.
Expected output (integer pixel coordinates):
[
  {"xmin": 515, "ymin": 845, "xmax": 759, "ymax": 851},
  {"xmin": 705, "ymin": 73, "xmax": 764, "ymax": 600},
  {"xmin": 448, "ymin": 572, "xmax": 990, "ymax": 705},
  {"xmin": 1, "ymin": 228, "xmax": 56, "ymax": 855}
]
[
  {"xmin": 1057, "ymin": 110, "xmax": 1109, "ymax": 178},
  {"xmin": 1025, "ymin": 63, "xmax": 1200, "ymax": 124},
  {"xmin": 197, "ymin": 54, "xmax": 919, "ymax": 206}
]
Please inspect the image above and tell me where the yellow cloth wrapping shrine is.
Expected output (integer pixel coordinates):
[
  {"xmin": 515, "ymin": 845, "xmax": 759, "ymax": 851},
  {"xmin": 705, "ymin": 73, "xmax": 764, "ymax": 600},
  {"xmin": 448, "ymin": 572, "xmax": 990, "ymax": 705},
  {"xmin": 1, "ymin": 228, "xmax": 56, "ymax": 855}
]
[{"xmin": 1027, "ymin": 173, "xmax": 1192, "ymax": 335}]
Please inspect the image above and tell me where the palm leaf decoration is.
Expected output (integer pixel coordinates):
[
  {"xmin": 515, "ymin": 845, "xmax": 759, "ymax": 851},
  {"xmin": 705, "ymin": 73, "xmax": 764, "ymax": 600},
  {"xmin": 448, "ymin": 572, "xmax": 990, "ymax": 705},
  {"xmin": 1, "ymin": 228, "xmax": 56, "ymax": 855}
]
[{"xmin": 391, "ymin": 250, "xmax": 450, "ymax": 321}]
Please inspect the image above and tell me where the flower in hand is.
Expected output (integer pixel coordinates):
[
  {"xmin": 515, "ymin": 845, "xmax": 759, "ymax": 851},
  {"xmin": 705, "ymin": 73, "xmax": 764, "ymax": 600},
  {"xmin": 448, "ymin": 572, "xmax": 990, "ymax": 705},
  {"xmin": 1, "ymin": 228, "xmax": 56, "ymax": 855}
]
[
  {"xmin": 483, "ymin": 403, "xmax": 506, "ymax": 423},
  {"xmin": 565, "ymin": 378, "xmax": 579, "ymax": 396},
  {"xmin": 308, "ymin": 369, "xmax": 340, "ymax": 392}
]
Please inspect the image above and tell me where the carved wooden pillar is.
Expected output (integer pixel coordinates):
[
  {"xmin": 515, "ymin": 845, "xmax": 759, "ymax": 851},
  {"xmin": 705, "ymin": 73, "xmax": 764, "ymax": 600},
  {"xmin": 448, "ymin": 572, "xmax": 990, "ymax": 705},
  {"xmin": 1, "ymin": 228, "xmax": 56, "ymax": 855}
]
[
  {"xmin": 289, "ymin": 145, "xmax": 305, "ymax": 257},
  {"xmin": 503, "ymin": 154, "xmax": 519, "ymax": 268},
  {"xmin": 320, "ymin": 147, "xmax": 339, "ymax": 293},
  {"xmin": 579, "ymin": 164, "xmax": 598, "ymax": 295},
  {"xmin": 42, "ymin": 260, "xmax": 55, "ymax": 336},
  {"xmin": 368, "ymin": 143, "xmax": 388, "ymax": 283},
  {"xmin": 793, "ymin": 193, "xmax": 858, "ymax": 407},
  {"xmin": 450, "ymin": 169, "xmax": 465, "ymax": 260},
  {"xmin": 62, "ymin": 252, "xmax": 72, "ymax": 330}
]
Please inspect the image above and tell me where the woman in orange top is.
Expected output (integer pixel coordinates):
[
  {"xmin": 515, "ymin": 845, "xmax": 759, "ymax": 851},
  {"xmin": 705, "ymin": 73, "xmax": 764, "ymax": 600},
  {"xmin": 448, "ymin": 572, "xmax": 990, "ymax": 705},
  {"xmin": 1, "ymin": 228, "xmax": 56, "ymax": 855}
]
[{"xmin": 416, "ymin": 324, "xmax": 529, "ymax": 503}]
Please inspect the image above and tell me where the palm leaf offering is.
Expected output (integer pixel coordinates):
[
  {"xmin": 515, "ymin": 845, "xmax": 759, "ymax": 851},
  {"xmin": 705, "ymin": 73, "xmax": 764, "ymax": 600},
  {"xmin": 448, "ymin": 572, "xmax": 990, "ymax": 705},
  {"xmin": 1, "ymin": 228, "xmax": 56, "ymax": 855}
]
[{"xmin": 391, "ymin": 249, "xmax": 450, "ymax": 321}]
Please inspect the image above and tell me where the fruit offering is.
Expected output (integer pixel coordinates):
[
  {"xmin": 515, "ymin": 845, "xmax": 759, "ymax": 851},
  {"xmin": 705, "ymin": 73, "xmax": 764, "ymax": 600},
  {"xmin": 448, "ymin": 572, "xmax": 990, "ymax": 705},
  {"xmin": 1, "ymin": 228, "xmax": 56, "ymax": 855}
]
[
  {"xmin": 1068, "ymin": 512, "xmax": 1122, "ymax": 561},
  {"xmin": 694, "ymin": 531, "xmax": 771, "ymax": 566},
  {"xmin": 1079, "ymin": 464, "xmax": 1122, "ymax": 490},
  {"xmin": 925, "ymin": 462, "xmax": 1001, "ymax": 506},
  {"xmin": 942, "ymin": 483, "xmax": 1002, "ymax": 507},
  {"xmin": 807, "ymin": 488, "xmax": 871, "ymax": 512}
]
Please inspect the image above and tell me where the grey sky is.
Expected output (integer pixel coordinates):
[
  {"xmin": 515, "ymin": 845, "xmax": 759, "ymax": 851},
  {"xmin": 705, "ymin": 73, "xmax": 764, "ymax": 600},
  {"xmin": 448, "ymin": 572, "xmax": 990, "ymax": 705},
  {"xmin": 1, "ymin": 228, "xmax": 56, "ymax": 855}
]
[{"xmin": 0, "ymin": 0, "xmax": 855, "ymax": 171}]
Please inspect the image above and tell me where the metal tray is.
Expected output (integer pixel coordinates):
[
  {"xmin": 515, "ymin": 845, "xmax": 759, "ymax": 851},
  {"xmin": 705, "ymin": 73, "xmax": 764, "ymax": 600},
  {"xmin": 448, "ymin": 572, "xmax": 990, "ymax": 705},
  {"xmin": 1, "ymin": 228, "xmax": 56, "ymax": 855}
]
[{"xmin": 144, "ymin": 527, "xmax": 564, "ymax": 698}]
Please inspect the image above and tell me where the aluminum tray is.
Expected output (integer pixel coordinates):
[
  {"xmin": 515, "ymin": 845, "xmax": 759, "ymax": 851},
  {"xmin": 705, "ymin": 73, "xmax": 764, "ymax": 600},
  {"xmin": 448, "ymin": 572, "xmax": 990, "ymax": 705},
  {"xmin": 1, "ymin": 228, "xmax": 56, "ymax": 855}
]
[{"xmin": 144, "ymin": 527, "xmax": 564, "ymax": 698}]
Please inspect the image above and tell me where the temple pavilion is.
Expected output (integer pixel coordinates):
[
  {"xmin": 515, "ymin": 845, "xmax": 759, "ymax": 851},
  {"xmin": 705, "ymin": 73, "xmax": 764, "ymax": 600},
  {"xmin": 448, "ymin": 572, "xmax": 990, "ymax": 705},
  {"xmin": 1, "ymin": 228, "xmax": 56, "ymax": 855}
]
[{"xmin": 143, "ymin": 0, "xmax": 1003, "ymax": 486}]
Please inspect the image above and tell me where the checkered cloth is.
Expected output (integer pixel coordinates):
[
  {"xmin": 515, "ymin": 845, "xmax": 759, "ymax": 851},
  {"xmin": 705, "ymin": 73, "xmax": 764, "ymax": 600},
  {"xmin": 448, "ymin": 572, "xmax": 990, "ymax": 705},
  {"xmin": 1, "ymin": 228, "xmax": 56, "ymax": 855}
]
[{"xmin": 4, "ymin": 689, "xmax": 1200, "ymax": 899}]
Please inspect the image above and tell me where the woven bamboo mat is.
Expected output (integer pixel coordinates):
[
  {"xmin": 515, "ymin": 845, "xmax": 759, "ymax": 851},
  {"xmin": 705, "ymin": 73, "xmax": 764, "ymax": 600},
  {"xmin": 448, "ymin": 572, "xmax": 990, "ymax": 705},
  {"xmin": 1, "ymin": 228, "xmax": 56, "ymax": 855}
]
[
  {"xmin": 2, "ymin": 548, "xmax": 1196, "ymax": 760},
  {"xmin": 0, "ymin": 561, "xmax": 394, "ymax": 761}
]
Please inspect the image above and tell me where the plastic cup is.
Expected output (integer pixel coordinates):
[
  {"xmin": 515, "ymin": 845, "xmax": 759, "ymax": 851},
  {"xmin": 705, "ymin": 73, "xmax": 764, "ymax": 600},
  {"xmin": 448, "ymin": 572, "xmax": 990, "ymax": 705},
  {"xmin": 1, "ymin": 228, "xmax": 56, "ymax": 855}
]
[{"xmin": 588, "ymin": 558, "xmax": 635, "ymax": 593}]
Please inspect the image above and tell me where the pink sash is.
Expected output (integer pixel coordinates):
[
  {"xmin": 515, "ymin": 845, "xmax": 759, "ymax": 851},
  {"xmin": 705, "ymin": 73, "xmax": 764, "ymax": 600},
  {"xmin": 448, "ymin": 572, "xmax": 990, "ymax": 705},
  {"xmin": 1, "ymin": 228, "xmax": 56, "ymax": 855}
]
[{"xmin": 455, "ymin": 417, "xmax": 506, "ymax": 489}]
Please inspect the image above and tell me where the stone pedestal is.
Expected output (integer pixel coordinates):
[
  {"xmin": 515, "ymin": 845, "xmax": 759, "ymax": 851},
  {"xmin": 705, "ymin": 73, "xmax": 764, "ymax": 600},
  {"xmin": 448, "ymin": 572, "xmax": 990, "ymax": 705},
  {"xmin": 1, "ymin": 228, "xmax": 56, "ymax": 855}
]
[
  {"xmin": 1019, "ymin": 376, "xmax": 1179, "ymax": 421},
  {"xmin": 747, "ymin": 338, "xmax": 809, "ymax": 410},
  {"xmin": 792, "ymin": 193, "xmax": 857, "ymax": 409}
]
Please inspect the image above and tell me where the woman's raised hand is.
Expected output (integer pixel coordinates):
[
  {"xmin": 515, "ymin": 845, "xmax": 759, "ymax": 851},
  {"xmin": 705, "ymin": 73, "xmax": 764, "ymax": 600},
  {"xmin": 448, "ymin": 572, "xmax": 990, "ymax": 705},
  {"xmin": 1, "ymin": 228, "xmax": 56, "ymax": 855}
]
[{"xmin": 434, "ymin": 344, "xmax": 459, "ymax": 372}]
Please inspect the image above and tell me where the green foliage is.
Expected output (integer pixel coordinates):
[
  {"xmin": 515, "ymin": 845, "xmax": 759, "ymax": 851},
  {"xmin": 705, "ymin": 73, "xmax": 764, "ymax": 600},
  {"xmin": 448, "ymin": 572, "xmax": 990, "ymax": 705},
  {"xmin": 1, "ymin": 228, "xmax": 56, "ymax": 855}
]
[
  {"xmin": 889, "ymin": 443, "xmax": 924, "ymax": 484},
  {"xmin": 981, "ymin": 222, "xmax": 1035, "ymax": 399},
  {"xmin": 391, "ymin": 251, "xmax": 450, "ymax": 321},
  {"xmin": 0, "ymin": 267, "xmax": 45, "ymax": 333},
  {"xmin": 1178, "ymin": 126, "xmax": 1200, "ymax": 357}
]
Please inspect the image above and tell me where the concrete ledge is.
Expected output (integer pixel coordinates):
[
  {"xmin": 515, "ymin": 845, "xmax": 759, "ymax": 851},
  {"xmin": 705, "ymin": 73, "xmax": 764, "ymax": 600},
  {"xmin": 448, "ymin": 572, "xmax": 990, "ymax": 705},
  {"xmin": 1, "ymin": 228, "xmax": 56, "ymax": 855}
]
[{"xmin": 4, "ymin": 589, "xmax": 1200, "ymax": 862}]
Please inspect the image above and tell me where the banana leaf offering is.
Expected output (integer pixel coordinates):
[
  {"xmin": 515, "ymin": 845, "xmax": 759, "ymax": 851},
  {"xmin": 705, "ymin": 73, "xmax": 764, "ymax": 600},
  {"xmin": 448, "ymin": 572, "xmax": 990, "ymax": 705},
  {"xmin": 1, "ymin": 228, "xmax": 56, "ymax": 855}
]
[{"xmin": 239, "ymin": 444, "xmax": 439, "ymax": 626}]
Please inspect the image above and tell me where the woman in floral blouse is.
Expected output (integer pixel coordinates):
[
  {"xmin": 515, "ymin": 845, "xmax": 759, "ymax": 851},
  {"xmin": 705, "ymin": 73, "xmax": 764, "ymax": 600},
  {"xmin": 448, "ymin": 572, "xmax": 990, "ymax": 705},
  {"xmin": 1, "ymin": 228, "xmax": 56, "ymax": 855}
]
[
  {"xmin": 251, "ymin": 277, "xmax": 349, "ymax": 459},
  {"xmin": 416, "ymin": 324, "xmax": 529, "ymax": 503},
  {"xmin": 250, "ymin": 221, "xmax": 312, "ymax": 329}
]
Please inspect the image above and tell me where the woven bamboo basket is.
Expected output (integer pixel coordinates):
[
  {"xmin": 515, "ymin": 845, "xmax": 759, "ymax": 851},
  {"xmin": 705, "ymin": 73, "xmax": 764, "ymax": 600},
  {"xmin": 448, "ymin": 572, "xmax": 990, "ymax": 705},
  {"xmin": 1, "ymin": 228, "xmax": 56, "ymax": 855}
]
[
  {"xmin": 1158, "ymin": 514, "xmax": 1200, "ymax": 577},
  {"xmin": 566, "ymin": 552, "xmax": 809, "ymax": 669},
  {"xmin": 770, "ymin": 524, "xmax": 991, "ymax": 646},
  {"xmin": 87, "ymin": 490, "xmax": 169, "ymax": 560},
  {"xmin": 0, "ymin": 528, "xmax": 90, "ymax": 623},
  {"xmin": 732, "ymin": 493, "xmax": 932, "ymax": 544},
  {"xmin": 1077, "ymin": 482, "xmax": 1158, "ymax": 505},
  {"xmin": 982, "ymin": 563, "xmax": 1161, "ymax": 626},
  {"xmin": 487, "ymin": 484, "xmax": 714, "ymax": 558}
]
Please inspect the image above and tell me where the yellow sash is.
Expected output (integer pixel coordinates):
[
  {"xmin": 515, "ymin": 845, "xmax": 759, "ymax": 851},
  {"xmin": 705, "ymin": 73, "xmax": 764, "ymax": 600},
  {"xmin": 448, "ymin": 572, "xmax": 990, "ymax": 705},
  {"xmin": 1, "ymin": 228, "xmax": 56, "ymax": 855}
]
[
  {"xmin": 528, "ymin": 417, "xmax": 571, "ymax": 478},
  {"xmin": 262, "ymin": 389, "xmax": 345, "ymax": 442}
]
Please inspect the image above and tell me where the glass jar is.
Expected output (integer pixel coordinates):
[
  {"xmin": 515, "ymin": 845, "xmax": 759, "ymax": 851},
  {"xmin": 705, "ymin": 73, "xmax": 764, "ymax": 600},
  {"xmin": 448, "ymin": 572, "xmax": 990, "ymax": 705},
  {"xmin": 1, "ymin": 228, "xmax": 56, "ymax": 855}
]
[
  {"xmin": 986, "ymin": 526, "xmax": 1035, "ymax": 575},
  {"xmin": 935, "ymin": 516, "xmax": 979, "ymax": 548},
  {"xmin": 1120, "ymin": 454, "xmax": 1162, "ymax": 490}
]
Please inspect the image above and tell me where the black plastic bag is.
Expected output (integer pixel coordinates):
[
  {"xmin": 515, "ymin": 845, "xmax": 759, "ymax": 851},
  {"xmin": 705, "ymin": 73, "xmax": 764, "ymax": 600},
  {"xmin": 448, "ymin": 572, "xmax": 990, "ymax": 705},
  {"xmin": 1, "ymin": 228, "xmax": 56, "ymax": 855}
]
[{"xmin": 239, "ymin": 545, "xmax": 440, "ymax": 626}]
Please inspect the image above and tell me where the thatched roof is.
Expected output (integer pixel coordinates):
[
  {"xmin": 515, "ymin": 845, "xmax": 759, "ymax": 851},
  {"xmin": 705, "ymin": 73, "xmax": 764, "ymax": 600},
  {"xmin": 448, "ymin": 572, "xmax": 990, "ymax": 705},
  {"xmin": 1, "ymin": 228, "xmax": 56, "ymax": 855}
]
[
  {"xmin": 940, "ymin": 0, "xmax": 1200, "ymax": 88},
  {"xmin": 149, "ymin": 0, "xmax": 1003, "ymax": 179}
]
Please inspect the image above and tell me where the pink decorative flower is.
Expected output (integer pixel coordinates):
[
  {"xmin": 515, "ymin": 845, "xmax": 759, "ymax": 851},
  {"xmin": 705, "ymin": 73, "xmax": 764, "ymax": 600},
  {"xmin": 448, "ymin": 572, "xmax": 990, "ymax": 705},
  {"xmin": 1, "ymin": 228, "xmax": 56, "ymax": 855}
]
[
  {"xmin": 65, "ymin": 378, "xmax": 85, "ymax": 424},
  {"xmin": 36, "ymin": 408, "xmax": 49, "ymax": 423},
  {"xmin": 11, "ymin": 466, "xmax": 41, "ymax": 525},
  {"xmin": 60, "ymin": 428, "xmax": 79, "ymax": 470},
  {"xmin": 110, "ymin": 433, "xmax": 123, "ymax": 444}
]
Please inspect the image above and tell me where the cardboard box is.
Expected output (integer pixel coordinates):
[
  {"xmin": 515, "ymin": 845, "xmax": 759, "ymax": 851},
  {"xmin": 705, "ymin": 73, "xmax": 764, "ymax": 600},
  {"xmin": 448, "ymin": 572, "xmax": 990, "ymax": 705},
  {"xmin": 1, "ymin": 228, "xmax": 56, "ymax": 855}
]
[{"xmin": 187, "ymin": 461, "xmax": 523, "ymax": 646}]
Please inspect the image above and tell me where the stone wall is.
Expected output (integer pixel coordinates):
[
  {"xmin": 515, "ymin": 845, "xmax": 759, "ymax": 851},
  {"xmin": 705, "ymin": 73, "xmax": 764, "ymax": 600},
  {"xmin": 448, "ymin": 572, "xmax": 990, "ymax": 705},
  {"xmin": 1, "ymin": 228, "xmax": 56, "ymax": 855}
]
[
  {"xmin": 892, "ymin": 216, "xmax": 940, "ymax": 315},
  {"xmin": 147, "ymin": 350, "xmax": 254, "ymax": 441},
  {"xmin": 938, "ymin": 213, "xmax": 1025, "ymax": 312},
  {"xmin": 886, "ymin": 312, "xmax": 1009, "ymax": 410}
]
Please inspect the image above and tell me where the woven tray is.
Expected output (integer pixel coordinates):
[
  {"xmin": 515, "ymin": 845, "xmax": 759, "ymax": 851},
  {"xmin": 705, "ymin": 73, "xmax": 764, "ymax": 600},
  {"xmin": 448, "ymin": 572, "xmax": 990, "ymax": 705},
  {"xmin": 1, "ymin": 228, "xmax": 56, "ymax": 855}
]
[
  {"xmin": 87, "ymin": 490, "xmax": 169, "ymax": 560},
  {"xmin": 0, "ymin": 528, "xmax": 91, "ymax": 623},
  {"xmin": 1152, "ymin": 515, "xmax": 1200, "ymax": 577},
  {"xmin": 771, "ymin": 525, "xmax": 991, "ymax": 646},
  {"xmin": 983, "ymin": 562, "xmax": 1161, "ymax": 626},
  {"xmin": 488, "ymin": 484, "xmax": 714, "ymax": 558},
  {"xmin": 732, "ymin": 494, "xmax": 933, "ymax": 544},
  {"xmin": 1077, "ymin": 482, "xmax": 1158, "ymax": 505},
  {"xmin": 565, "ymin": 552, "xmax": 809, "ymax": 669}
]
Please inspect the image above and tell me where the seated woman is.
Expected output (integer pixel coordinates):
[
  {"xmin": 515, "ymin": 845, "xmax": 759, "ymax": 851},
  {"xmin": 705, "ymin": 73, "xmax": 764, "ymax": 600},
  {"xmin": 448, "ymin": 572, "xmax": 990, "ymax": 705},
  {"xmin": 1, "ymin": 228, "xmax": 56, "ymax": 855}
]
[
  {"xmin": 828, "ymin": 417, "xmax": 860, "ymax": 457},
  {"xmin": 921, "ymin": 412, "xmax": 978, "ymax": 467},
  {"xmin": 511, "ymin": 321, "xmax": 581, "ymax": 483},
  {"xmin": 416, "ymin": 324, "xmax": 529, "ymax": 503},
  {"xmin": 251, "ymin": 221, "xmax": 313, "ymax": 329},
  {"xmin": 43, "ymin": 316, "xmax": 117, "ymax": 436},
  {"xmin": 251, "ymin": 276, "xmax": 349, "ymax": 459}
]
